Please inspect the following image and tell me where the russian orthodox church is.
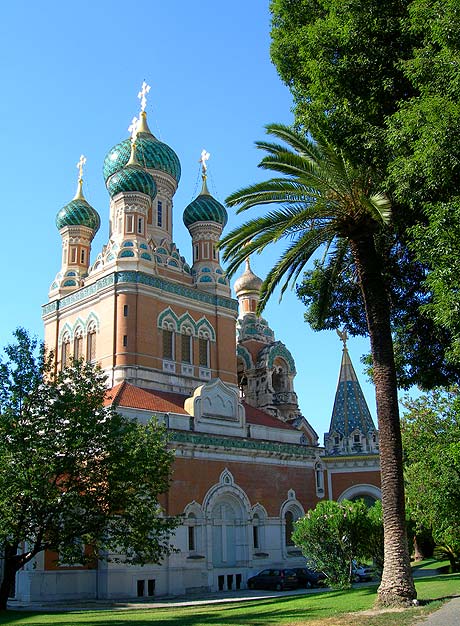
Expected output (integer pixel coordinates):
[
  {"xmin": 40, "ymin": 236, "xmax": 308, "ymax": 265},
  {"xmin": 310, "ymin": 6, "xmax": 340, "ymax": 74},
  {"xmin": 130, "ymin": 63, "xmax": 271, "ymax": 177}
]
[{"xmin": 14, "ymin": 84, "xmax": 380, "ymax": 602}]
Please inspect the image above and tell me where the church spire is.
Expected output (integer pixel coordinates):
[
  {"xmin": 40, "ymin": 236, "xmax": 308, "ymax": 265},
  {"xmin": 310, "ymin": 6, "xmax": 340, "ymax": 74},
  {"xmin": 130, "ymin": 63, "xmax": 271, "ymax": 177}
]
[{"xmin": 324, "ymin": 330, "xmax": 378, "ymax": 455}]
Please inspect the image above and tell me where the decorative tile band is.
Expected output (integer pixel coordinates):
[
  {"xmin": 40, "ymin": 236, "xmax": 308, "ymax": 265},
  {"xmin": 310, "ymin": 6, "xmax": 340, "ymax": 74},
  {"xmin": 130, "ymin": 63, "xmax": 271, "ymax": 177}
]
[
  {"xmin": 170, "ymin": 430, "xmax": 317, "ymax": 458},
  {"xmin": 42, "ymin": 271, "xmax": 238, "ymax": 317}
]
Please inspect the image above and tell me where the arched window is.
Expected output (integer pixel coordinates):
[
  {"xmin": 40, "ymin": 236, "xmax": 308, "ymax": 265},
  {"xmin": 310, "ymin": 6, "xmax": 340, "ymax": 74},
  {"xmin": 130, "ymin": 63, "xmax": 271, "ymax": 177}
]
[
  {"xmin": 315, "ymin": 461, "xmax": 325, "ymax": 496},
  {"xmin": 163, "ymin": 328, "xmax": 174, "ymax": 360},
  {"xmin": 181, "ymin": 329, "xmax": 193, "ymax": 364},
  {"xmin": 285, "ymin": 510, "xmax": 295, "ymax": 546},
  {"xmin": 198, "ymin": 330, "xmax": 210, "ymax": 368},
  {"xmin": 74, "ymin": 327, "xmax": 83, "ymax": 360},
  {"xmin": 253, "ymin": 513, "xmax": 260, "ymax": 549},
  {"xmin": 61, "ymin": 332, "xmax": 71, "ymax": 369},
  {"xmin": 87, "ymin": 323, "xmax": 97, "ymax": 362},
  {"xmin": 187, "ymin": 513, "xmax": 196, "ymax": 551}
]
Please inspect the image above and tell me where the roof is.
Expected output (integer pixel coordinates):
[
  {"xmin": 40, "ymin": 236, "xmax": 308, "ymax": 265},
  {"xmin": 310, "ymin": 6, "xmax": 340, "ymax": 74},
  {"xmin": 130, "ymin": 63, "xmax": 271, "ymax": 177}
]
[
  {"xmin": 106, "ymin": 381, "xmax": 296, "ymax": 431},
  {"xmin": 328, "ymin": 347, "xmax": 376, "ymax": 437}
]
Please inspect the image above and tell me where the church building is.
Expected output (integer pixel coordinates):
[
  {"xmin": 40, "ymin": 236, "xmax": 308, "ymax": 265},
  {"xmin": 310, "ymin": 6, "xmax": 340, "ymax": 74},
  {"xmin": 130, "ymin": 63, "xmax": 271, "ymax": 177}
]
[{"xmin": 15, "ymin": 84, "xmax": 381, "ymax": 602}]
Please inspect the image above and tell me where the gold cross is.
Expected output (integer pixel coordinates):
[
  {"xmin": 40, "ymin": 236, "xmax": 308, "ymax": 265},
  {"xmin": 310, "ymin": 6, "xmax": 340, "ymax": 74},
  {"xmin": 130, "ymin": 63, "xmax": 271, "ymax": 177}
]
[
  {"xmin": 138, "ymin": 81, "xmax": 151, "ymax": 112},
  {"xmin": 76, "ymin": 154, "xmax": 86, "ymax": 181},
  {"xmin": 128, "ymin": 116, "xmax": 139, "ymax": 143},
  {"xmin": 199, "ymin": 149, "xmax": 210, "ymax": 172}
]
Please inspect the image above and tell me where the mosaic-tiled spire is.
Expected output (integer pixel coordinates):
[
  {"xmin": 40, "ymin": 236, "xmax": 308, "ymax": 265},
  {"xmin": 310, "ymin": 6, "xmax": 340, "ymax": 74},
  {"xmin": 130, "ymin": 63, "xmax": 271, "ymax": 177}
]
[{"xmin": 325, "ymin": 331, "xmax": 378, "ymax": 454}]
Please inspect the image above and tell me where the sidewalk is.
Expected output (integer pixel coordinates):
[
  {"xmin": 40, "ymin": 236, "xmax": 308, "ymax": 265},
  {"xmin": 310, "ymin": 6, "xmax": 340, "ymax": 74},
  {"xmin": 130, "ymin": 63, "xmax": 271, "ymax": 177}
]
[{"xmin": 414, "ymin": 595, "xmax": 460, "ymax": 626}]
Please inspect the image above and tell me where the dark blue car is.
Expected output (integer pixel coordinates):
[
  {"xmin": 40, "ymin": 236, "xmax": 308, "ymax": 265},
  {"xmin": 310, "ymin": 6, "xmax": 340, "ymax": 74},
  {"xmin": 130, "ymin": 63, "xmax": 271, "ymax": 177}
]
[{"xmin": 247, "ymin": 568, "xmax": 298, "ymax": 591}]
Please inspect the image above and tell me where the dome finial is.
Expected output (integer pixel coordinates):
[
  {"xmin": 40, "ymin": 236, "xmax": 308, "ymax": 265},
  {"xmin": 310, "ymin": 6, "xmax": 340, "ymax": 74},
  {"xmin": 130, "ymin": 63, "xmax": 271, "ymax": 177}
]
[
  {"xmin": 138, "ymin": 80, "xmax": 151, "ymax": 113},
  {"xmin": 199, "ymin": 149, "xmax": 211, "ymax": 195},
  {"xmin": 73, "ymin": 154, "xmax": 86, "ymax": 200},
  {"xmin": 127, "ymin": 116, "xmax": 140, "ymax": 165}
]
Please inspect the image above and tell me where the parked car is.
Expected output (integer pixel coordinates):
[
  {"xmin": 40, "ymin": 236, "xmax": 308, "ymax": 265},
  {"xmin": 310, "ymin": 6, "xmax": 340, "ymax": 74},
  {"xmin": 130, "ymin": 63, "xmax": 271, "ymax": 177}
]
[
  {"xmin": 352, "ymin": 563, "xmax": 375, "ymax": 582},
  {"xmin": 247, "ymin": 568, "xmax": 298, "ymax": 591},
  {"xmin": 293, "ymin": 567, "xmax": 327, "ymax": 588}
]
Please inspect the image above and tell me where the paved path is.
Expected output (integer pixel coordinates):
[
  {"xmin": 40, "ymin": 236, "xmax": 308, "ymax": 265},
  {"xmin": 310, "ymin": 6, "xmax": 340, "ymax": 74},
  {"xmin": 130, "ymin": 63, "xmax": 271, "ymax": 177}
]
[{"xmin": 414, "ymin": 594, "xmax": 460, "ymax": 626}]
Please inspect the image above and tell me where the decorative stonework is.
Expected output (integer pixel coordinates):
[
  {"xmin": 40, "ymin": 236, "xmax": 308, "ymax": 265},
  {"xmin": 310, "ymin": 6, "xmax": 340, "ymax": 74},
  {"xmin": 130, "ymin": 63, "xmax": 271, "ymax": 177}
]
[
  {"xmin": 43, "ymin": 271, "xmax": 239, "ymax": 317},
  {"xmin": 171, "ymin": 430, "xmax": 317, "ymax": 458},
  {"xmin": 184, "ymin": 379, "xmax": 245, "ymax": 425},
  {"xmin": 157, "ymin": 308, "xmax": 216, "ymax": 341},
  {"xmin": 236, "ymin": 313, "xmax": 275, "ymax": 344}
]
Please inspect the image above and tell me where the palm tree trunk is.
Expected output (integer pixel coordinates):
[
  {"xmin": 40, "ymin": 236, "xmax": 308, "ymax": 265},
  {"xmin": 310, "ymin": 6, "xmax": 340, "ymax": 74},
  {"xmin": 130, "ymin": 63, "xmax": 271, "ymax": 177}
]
[{"xmin": 350, "ymin": 235, "xmax": 416, "ymax": 606}]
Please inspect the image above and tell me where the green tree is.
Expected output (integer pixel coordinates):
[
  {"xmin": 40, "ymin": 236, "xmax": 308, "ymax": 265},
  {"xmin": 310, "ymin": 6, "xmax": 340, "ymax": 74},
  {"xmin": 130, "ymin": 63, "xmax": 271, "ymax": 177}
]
[
  {"xmin": 0, "ymin": 329, "xmax": 177, "ymax": 610},
  {"xmin": 220, "ymin": 123, "xmax": 416, "ymax": 605},
  {"xmin": 270, "ymin": 0, "xmax": 460, "ymax": 385},
  {"xmin": 401, "ymin": 389, "xmax": 460, "ymax": 571},
  {"xmin": 292, "ymin": 499, "xmax": 382, "ymax": 588}
]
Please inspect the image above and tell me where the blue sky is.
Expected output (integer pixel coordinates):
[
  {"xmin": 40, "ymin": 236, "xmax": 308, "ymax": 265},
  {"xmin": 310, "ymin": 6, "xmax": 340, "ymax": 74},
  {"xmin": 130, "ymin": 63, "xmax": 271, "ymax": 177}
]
[{"xmin": 0, "ymin": 0, "xmax": 378, "ymax": 439}]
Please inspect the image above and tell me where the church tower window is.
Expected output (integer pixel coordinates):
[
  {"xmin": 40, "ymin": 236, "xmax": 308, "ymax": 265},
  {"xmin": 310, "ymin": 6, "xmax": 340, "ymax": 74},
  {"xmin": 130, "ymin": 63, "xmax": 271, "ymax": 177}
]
[
  {"xmin": 157, "ymin": 201, "xmax": 163, "ymax": 227},
  {"xmin": 126, "ymin": 215, "xmax": 134, "ymax": 233},
  {"xmin": 137, "ymin": 216, "xmax": 144, "ymax": 235}
]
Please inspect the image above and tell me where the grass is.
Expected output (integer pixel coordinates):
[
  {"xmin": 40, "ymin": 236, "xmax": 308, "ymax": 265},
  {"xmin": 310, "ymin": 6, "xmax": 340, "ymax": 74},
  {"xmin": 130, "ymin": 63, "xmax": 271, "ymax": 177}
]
[
  {"xmin": 411, "ymin": 558, "xmax": 450, "ymax": 571},
  {"xmin": 0, "ymin": 573, "xmax": 458, "ymax": 626}
]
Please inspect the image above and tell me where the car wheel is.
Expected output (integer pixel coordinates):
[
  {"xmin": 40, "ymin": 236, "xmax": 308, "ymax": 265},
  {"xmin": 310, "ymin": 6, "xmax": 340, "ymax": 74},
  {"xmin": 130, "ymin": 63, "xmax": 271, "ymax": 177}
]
[
  {"xmin": 353, "ymin": 575, "xmax": 361, "ymax": 583},
  {"xmin": 275, "ymin": 583, "xmax": 283, "ymax": 591},
  {"xmin": 248, "ymin": 581, "xmax": 255, "ymax": 590}
]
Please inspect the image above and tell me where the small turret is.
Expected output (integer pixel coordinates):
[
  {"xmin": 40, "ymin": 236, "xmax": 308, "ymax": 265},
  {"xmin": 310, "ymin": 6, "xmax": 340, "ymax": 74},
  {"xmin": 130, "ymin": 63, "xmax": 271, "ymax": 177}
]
[
  {"xmin": 50, "ymin": 155, "xmax": 100, "ymax": 297},
  {"xmin": 183, "ymin": 150, "xmax": 229, "ymax": 293}
]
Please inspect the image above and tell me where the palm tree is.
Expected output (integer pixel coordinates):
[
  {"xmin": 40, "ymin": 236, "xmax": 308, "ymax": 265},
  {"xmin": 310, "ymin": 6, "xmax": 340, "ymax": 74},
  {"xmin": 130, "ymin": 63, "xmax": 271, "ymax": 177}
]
[{"xmin": 220, "ymin": 123, "xmax": 416, "ymax": 606}]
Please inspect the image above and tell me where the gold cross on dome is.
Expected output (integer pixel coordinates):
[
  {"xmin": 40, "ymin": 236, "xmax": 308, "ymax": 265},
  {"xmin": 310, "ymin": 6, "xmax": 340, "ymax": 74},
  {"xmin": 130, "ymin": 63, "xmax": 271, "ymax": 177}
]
[
  {"xmin": 199, "ymin": 149, "xmax": 210, "ymax": 172},
  {"xmin": 138, "ymin": 81, "xmax": 151, "ymax": 112},
  {"xmin": 128, "ymin": 116, "xmax": 139, "ymax": 143},
  {"xmin": 76, "ymin": 154, "xmax": 86, "ymax": 181}
]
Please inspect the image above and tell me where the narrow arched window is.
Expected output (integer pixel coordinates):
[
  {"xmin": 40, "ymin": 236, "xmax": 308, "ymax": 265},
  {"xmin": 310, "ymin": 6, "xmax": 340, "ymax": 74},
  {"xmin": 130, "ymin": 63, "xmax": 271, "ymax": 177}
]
[
  {"xmin": 87, "ymin": 323, "xmax": 97, "ymax": 362},
  {"xmin": 285, "ymin": 511, "xmax": 294, "ymax": 546},
  {"xmin": 181, "ymin": 331, "xmax": 192, "ymax": 364},
  {"xmin": 74, "ymin": 327, "xmax": 83, "ymax": 360},
  {"xmin": 253, "ymin": 513, "xmax": 260, "ymax": 549},
  {"xmin": 61, "ymin": 333, "xmax": 71, "ymax": 369},
  {"xmin": 163, "ymin": 328, "xmax": 174, "ymax": 360}
]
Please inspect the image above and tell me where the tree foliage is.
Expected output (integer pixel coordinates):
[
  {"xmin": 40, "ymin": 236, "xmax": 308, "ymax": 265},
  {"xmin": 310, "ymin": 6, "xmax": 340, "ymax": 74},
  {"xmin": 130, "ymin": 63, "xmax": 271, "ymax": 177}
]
[
  {"xmin": 292, "ymin": 499, "xmax": 383, "ymax": 589},
  {"xmin": 401, "ymin": 389, "xmax": 460, "ymax": 571},
  {"xmin": 270, "ymin": 0, "xmax": 460, "ymax": 387},
  {"xmin": 0, "ymin": 329, "xmax": 178, "ymax": 609}
]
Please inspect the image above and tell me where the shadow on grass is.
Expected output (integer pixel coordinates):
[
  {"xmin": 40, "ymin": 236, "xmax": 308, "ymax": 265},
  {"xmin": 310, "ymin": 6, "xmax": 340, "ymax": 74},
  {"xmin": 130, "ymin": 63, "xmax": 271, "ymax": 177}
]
[{"xmin": 0, "ymin": 591, "xmax": 378, "ymax": 626}]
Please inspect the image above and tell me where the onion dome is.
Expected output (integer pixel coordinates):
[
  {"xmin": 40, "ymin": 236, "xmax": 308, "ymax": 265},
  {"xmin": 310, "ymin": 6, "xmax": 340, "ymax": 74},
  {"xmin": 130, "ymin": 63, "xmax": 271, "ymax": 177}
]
[
  {"xmin": 103, "ymin": 112, "xmax": 181, "ymax": 183},
  {"xmin": 234, "ymin": 258, "xmax": 263, "ymax": 296},
  {"xmin": 106, "ymin": 163, "xmax": 157, "ymax": 200},
  {"xmin": 183, "ymin": 176, "xmax": 228, "ymax": 228},
  {"xmin": 56, "ymin": 179, "xmax": 100, "ymax": 232}
]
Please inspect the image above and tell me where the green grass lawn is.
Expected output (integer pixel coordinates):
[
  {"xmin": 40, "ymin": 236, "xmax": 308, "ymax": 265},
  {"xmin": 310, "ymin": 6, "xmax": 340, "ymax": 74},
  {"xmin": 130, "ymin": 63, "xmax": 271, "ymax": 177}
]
[{"xmin": 0, "ymin": 573, "xmax": 458, "ymax": 626}]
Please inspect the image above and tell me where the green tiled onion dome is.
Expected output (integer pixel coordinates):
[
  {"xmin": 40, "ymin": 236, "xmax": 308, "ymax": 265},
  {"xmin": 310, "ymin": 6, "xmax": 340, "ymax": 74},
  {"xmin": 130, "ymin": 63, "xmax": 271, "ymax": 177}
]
[
  {"xmin": 103, "ymin": 113, "xmax": 181, "ymax": 183},
  {"xmin": 106, "ymin": 163, "xmax": 157, "ymax": 200},
  {"xmin": 56, "ymin": 196, "xmax": 100, "ymax": 232},
  {"xmin": 183, "ymin": 178, "xmax": 228, "ymax": 228}
]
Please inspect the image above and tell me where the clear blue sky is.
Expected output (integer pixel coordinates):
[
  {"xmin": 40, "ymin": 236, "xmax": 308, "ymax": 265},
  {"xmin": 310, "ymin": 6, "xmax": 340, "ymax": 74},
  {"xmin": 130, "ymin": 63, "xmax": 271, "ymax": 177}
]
[{"xmin": 0, "ymin": 0, "xmax": 379, "ymax": 439}]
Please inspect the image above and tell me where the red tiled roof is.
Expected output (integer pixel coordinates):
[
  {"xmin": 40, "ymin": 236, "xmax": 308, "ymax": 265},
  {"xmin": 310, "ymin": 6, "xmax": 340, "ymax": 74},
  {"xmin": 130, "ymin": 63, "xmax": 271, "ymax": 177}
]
[
  {"xmin": 106, "ymin": 382, "xmax": 189, "ymax": 414},
  {"xmin": 242, "ymin": 402, "xmax": 296, "ymax": 430},
  {"xmin": 106, "ymin": 382, "xmax": 297, "ymax": 431}
]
